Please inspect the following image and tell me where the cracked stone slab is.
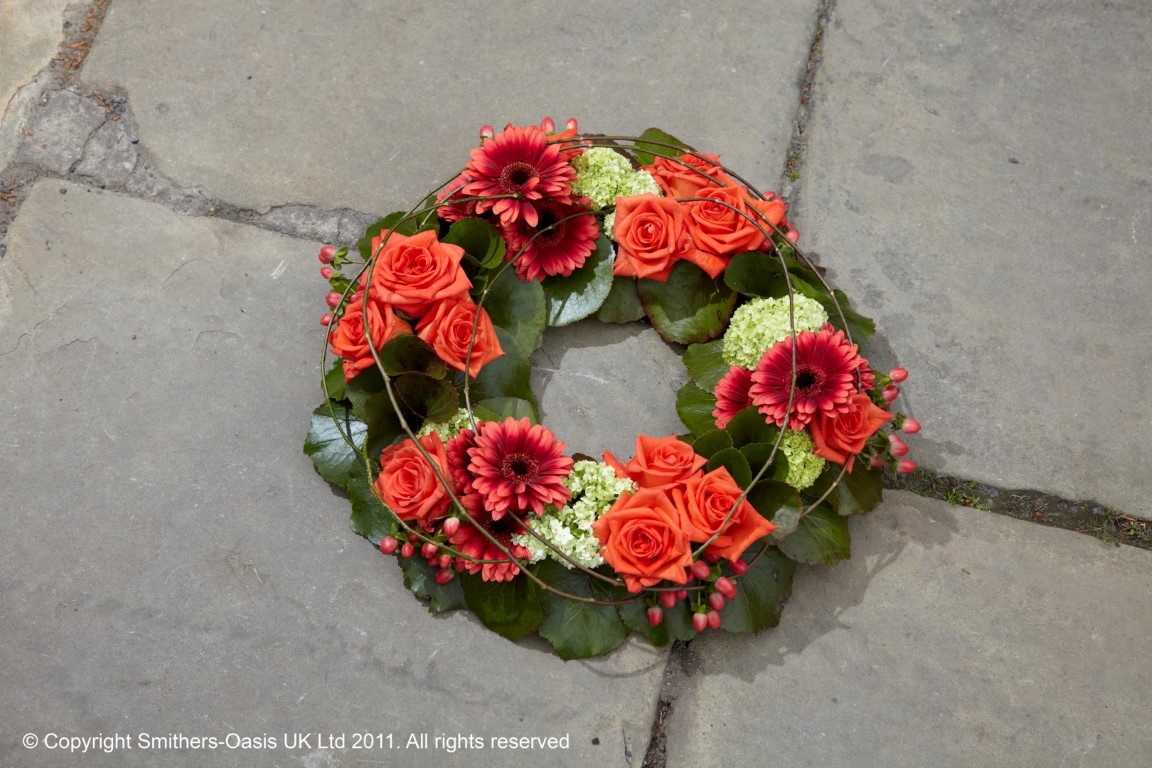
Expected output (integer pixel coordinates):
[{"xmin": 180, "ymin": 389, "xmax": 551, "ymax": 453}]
[
  {"xmin": 12, "ymin": 87, "xmax": 106, "ymax": 174},
  {"xmin": 667, "ymin": 492, "xmax": 1152, "ymax": 767},
  {"xmin": 0, "ymin": 0, "xmax": 73, "ymax": 169},
  {"xmin": 0, "ymin": 180, "xmax": 666, "ymax": 768},
  {"xmin": 795, "ymin": 0, "xmax": 1152, "ymax": 517},
  {"xmin": 81, "ymin": 0, "xmax": 822, "ymax": 213}
]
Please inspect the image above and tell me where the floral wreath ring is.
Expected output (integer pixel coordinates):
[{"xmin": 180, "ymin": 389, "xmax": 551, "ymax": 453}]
[{"xmin": 304, "ymin": 120, "xmax": 920, "ymax": 659}]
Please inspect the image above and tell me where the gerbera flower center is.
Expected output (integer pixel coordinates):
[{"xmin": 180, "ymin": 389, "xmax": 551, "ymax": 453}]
[
  {"xmin": 501, "ymin": 452, "xmax": 540, "ymax": 482},
  {"xmin": 500, "ymin": 161, "xmax": 537, "ymax": 193},
  {"xmin": 793, "ymin": 366, "xmax": 825, "ymax": 396}
]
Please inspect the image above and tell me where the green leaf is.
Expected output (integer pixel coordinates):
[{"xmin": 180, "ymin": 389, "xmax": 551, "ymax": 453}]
[
  {"xmin": 747, "ymin": 480, "xmax": 801, "ymax": 524},
  {"xmin": 534, "ymin": 561, "xmax": 630, "ymax": 660},
  {"xmin": 690, "ymin": 429, "xmax": 732, "ymax": 459},
  {"xmin": 739, "ymin": 442, "xmax": 780, "ymax": 477},
  {"xmin": 355, "ymin": 392, "xmax": 405, "ymax": 457},
  {"xmin": 595, "ymin": 276, "xmax": 646, "ymax": 323},
  {"xmin": 397, "ymin": 555, "xmax": 466, "ymax": 613},
  {"xmin": 444, "ymin": 217, "xmax": 505, "ymax": 269},
  {"xmin": 483, "ymin": 267, "xmax": 546, "ymax": 355},
  {"xmin": 723, "ymin": 250, "xmax": 792, "ymax": 297},
  {"xmin": 768, "ymin": 504, "xmax": 802, "ymax": 542},
  {"xmin": 720, "ymin": 546, "xmax": 796, "ymax": 633},
  {"xmin": 377, "ymin": 334, "xmax": 448, "ymax": 378},
  {"xmin": 706, "ymin": 447, "xmax": 753, "ymax": 488},
  {"xmin": 459, "ymin": 573, "xmax": 543, "ymax": 642},
  {"xmin": 683, "ymin": 339, "xmax": 729, "ymax": 392},
  {"xmin": 633, "ymin": 127, "xmax": 692, "ymax": 167},
  {"xmin": 303, "ymin": 401, "xmax": 367, "ymax": 489},
  {"xmin": 464, "ymin": 327, "xmax": 539, "ymax": 409},
  {"xmin": 827, "ymin": 288, "xmax": 876, "ymax": 352},
  {"xmin": 345, "ymin": 462, "xmax": 394, "ymax": 545},
  {"xmin": 722, "ymin": 407, "xmax": 779, "ymax": 448},
  {"xmin": 542, "ymin": 235, "xmax": 615, "ymax": 326},
  {"xmin": 778, "ymin": 506, "xmax": 851, "ymax": 565},
  {"xmin": 473, "ymin": 397, "xmax": 540, "ymax": 424},
  {"xmin": 638, "ymin": 261, "xmax": 736, "ymax": 344},
  {"xmin": 323, "ymin": 360, "xmax": 346, "ymax": 402},
  {"xmin": 828, "ymin": 462, "xmax": 885, "ymax": 516},
  {"xmin": 395, "ymin": 372, "xmax": 459, "ymax": 424},
  {"xmin": 617, "ymin": 595, "xmax": 697, "ymax": 646},
  {"xmin": 675, "ymin": 381, "xmax": 718, "ymax": 436}
]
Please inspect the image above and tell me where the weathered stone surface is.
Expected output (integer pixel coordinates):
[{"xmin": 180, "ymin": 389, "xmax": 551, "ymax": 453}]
[
  {"xmin": 0, "ymin": 0, "xmax": 72, "ymax": 168},
  {"xmin": 0, "ymin": 181, "xmax": 665, "ymax": 767},
  {"xmin": 796, "ymin": 0, "xmax": 1152, "ymax": 517},
  {"xmin": 12, "ymin": 87, "xmax": 105, "ymax": 174},
  {"xmin": 82, "ymin": 0, "xmax": 820, "ymax": 213},
  {"xmin": 667, "ymin": 492, "xmax": 1152, "ymax": 767}
]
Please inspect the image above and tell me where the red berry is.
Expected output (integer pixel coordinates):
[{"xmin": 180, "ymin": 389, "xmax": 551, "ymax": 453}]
[
  {"xmin": 897, "ymin": 458, "xmax": 917, "ymax": 474},
  {"xmin": 728, "ymin": 559, "xmax": 748, "ymax": 576},
  {"xmin": 438, "ymin": 554, "xmax": 451, "ymax": 569},
  {"xmin": 565, "ymin": 117, "xmax": 578, "ymax": 132},
  {"xmin": 692, "ymin": 612, "xmax": 709, "ymax": 632},
  {"xmin": 320, "ymin": 312, "xmax": 332, "ymax": 326},
  {"xmin": 479, "ymin": 124, "xmax": 495, "ymax": 140},
  {"xmin": 540, "ymin": 116, "xmax": 556, "ymax": 134},
  {"xmin": 434, "ymin": 569, "xmax": 454, "ymax": 585},
  {"xmin": 676, "ymin": 589, "xmax": 689, "ymax": 601},
  {"xmin": 325, "ymin": 291, "xmax": 342, "ymax": 308},
  {"xmin": 400, "ymin": 543, "xmax": 415, "ymax": 558},
  {"xmin": 421, "ymin": 542, "xmax": 438, "ymax": 559},
  {"xmin": 902, "ymin": 418, "xmax": 921, "ymax": 434},
  {"xmin": 882, "ymin": 385, "xmax": 900, "ymax": 402},
  {"xmin": 320, "ymin": 266, "xmax": 334, "ymax": 279},
  {"xmin": 870, "ymin": 456, "xmax": 886, "ymax": 468},
  {"xmin": 708, "ymin": 593, "xmax": 726, "ymax": 612},
  {"xmin": 702, "ymin": 550, "xmax": 721, "ymax": 564},
  {"xmin": 318, "ymin": 245, "xmax": 336, "ymax": 264},
  {"xmin": 690, "ymin": 560, "xmax": 711, "ymax": 580},
  {"xmin": 646, "ymin": 607, "xmax": 664, "ymax": 627},
  {"xmin": 442, "ymin": 517, "xmax": 461, "ymax": 537},
  {"xmin": 706, "ymin": 610, "xmax": 722, "ymax": 630},
  {"xmin": 785, "ymin": 229, "xmax": 799, "ymax": 243},
  {"xmin": 889, "ymin": 367, "xmax": 908, "ymax": 383},
  {"xmin": 379, "ymin": 535, "xmax": 399, "ymax": 555},
  {"xmin": 890, "ymin": 441, "xmax": 910, "ymax": 457},
  {"xmin": 715, "ymin": 576, "xmax": 738, "ymax": 599},
  {"xmin": 659, "ymin": 591, "xmax": 677, "ymax": 609}
]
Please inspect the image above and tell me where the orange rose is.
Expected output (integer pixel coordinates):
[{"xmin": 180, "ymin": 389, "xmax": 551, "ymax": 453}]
[
  {"xmin": 415, "ymin": 298, "xmax": 505, "ymax": 378},
  {"xmin": 611, "ymin": 195, "xmax": 697, "ymax": 281},
  {"xmin": 643, "ymin": 153, "xmax": 736, "ymax": 199},
  {"xmin": 682, "ymin": 186, "xmax": 770, "ymax": 258},
  {"xmin": 809, "ymin": 392, "xmax": 894, "ymax": 472},
  {"xmin": 603, "ymin": 434, "xmax": 707, "ymax": 490},
  {"xmin": 364, "ymin": 229, "xmax": 471, "ymax": 318},
  {"xmin": 593, "ymin": 488, "xmax": 693, "ymax": 592},
  {"xmin": 376, "ymin": 432, "xmax": 453, "ymax": 531},
  {"xmin": 672, "ymin": 467, "xmax": 778, "ymax": 561},
  {"xmin": 328, "ymin": 293, "xmax": 412, "ymax": 381}
]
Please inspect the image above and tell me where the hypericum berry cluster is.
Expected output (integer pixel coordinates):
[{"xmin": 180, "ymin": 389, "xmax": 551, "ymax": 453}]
[
  {"xmin": 644, "ymin": 553, "xmax": 749, "ymax": 633},
  {"xmin": 872, "ymin": 366, "xmax": 921, "ymax": 475}
]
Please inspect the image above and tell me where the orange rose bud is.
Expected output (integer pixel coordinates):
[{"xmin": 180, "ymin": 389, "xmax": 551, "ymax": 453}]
[
  {"xmin": 603, "ymin": 434, "xmax": 707, "ymax": 490},
  {"xmin": 611, "ymin": 195, "xmax": 697, "ymax": 281},
  {"xmin": 364, "ymin": 229, "xmax": 472, "ymax": 318},
  {"xmin": 415, "ymin": 297, "xmax": 504, "ymax": 378},
  {"xmin": 328, "ymin": 294, "xmax": 413, "ymax": 381},
  {"xmin": 375, "ymin": 432, "xmax": 454, "ymax": 532},
  {"xmin": 592, "ymin": 488, "xmax": 694, "ymax": 593},
  {"xmin": 673, "ymin": 467, "xmax": 778, "ymax": 562},
  {"xmin": 809, "ymin": 392, "xmax": 895, "ymax": 472}
]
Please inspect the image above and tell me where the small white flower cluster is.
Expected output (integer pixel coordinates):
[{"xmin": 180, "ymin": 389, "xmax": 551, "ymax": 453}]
[
  {"xmin": 416, "ymin": 408, "xmax": 475, "ymax": 442},
  {"xmin": 572, "ymin": 147, "xmax": 662, "ymax": 210},
  {"xmin": 722, "ymin": 294, "xmax": 829, "ymax": 370},
  {"xmin": 513, "ymin": 460, "xmax": 637, "ymax": 569}
]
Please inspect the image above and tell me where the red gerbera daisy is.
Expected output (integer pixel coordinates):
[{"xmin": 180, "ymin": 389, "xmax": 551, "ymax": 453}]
[
  {"xmin": 466, "ymin": 417, "xmax": 573, "ymax": 518},
  {"xmin": 445, "ymin": 427, "xmax": 478, "ymax": 493},
  {"xmin": 449, "ymin": 503, "xmax": 532, "ymax": 583},
  {"xmin": 712, "ymin": 365, "xmax": 754, "ymax": 429},
  {"xmin": 435, "ymin": 172, "xmax": 482, "ymax": 223},
  {"xmin": 464, "ymin": 125, "xmax": 576, "ymax": 228},
  {"xmin": 502, "ymin": 196, "xmax": 600, "ymax": 282},
  {"xmin": 749, "ymin": 327, "xmax": 864, "ymax": 429}
]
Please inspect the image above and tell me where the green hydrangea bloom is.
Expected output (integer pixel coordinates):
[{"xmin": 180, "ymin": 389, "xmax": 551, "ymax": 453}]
[
  {"xmin": 513, "ymin": 460, "xmax": 636, "ymax": 569},
  {"xmin": 572, "ymin": 147, "xmax": 662, "ymax": 210},
  {"xmin": 416, "ymin": 408, "xmax": 475, "ymax": 442},
  {"xmin": 778, "ymin": 429, "xmax": 825, "ymax": 491},
  {"xmin": 722, "ymin": 295, "xmax": 829, "ymax": 370}
]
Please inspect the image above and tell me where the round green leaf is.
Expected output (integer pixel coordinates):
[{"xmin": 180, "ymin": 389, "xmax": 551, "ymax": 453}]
[
  {"xmin": 638, "ymin": 261, "xmax": 736, "ymax": 344},
  {"xmin": 303, "ymin": 401, "xmax": 366, "ymax": 490},
  {"xmin": 683, "ymin": 339, "xmax": 729, "ymax": 392},
  {"xmin": 463, "ymin": 327, "xmax": 538, "ymax": 409},
  {"xmin": 460, "ymin": 572, "xmax": 542, "ymax": 642},
  {"xmin": 542, "ymin": 235, "xmax": 615, "ymax": 326},
  {"xmin": 617, "ymin": 596, "xmax": 697, "ymax": 646},
  {"xmin": 595, "ymin": 276, "xmax": 646, "ymax": 323},
  {"xmin": 397, "ymin": 555, "xmax": 466, "ymax": 613},
  {"xmin": 483, "ymin": 267, "xmax": 546, "ymax": 355},
  {"xmin": 778, "ymin": 506, "xmax": 851, "ymax": 565},
  {"xmin": 720, "ymin": 546, "xmax": 796, "ymax": 633},
  {"xmin": 690, "ymin": 429, "xmax": 733, "ymax": 459},
  {"xmin": 675, "ymin": 381, "xmax": 718, "ymax": 436},
  {"xmin": 535, "ymin": 561, "xmax": 630, "ymax": 660}
]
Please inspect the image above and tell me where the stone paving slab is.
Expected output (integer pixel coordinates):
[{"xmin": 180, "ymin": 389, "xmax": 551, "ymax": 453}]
[
  {"xmin": 796, "ymin": 0, "xmax": 1152, "ymax": 517},
  {"xmin": 81, "ymin": 0, "xmax": 821, "ymax": 214},
  {"xmin": 667, "ymin": 491, "xmax": 1152, "ymax": 767},
  {"xmin": 0, "ymin": 180, "xmax": 666, "ymax": 768}
]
